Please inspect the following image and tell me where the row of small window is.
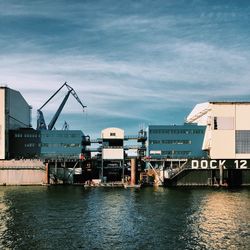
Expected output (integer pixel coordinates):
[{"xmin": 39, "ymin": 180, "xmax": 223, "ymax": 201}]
[
  {"xmin": 42, "ymin": 143, "xmax": 81, "ymax": 148},
  {"xmin": 15, "ymin": 133, "xmax": 39, "ymax": 138},
  {"xmin": 150, "ymin": 150, "xmax": 191, "ymax": 156},
  {"xmin": 161, "ymin": 151, "xmax": 191, "ymax": 156},
  {"xmin": 43, "ymin": 134, "xmax": 79, "ymax": 138},
  {"xmin": 15, "ymin": 133, "xmax": 80, "ymax": 138},
  {"xmin": 25, "ymin": 143, "xmax": 36, "ymax": 147},
  {"xmin": 149, "ymin": 129, "xmax": 204, "ymax": 134},
  {"xmin": 149, "ymin": 140, "xmax": 191, "ymax": 145},
  {"xmin": 25, "ymin": 143, "xmax": 81, "ymax": 148}
]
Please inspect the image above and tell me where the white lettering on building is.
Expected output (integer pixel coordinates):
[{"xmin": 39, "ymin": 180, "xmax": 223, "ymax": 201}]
[{"xmin": 191, "ymin": 160, "xmax": 249, "ymax": 169}]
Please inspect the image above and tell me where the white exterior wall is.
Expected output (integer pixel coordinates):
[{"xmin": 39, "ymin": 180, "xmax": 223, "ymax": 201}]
[
  {"xmin": 187, "ymin": 102, "xmax": 250, "ymax": 159},
  {"xmin": 103, "ymin": 148, "xmax": 124, "ymax": 160},
  {"xmin": 210, "ymin": 104, "xmax": 235, "ymax": 159},
  {"xmin": 101, "ymin": 127, "xmax": 124, "ymax": 160},
  {"xmin": 0, "ymin": 89, "xmax": 5, "ymax": 159},
  {"xmin": 101, "ymin": 128, "xmax": 124, "ymax": 139},
  {"xmin": 210, "ymin": 130, "xmax": 235, "ymax": 159},
  {"xmin": 235, "ymin": 105, "xmax": 250, "ymax": 130}
]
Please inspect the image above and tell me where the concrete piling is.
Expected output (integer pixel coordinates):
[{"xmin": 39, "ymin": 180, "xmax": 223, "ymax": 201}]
[
  {"xmin": 46, "ymin": 163, "xmax": 50, "ymax": 184},
  {"xmin": 130, "ymin": 158, "xmax": 136, "ymax": 185}
]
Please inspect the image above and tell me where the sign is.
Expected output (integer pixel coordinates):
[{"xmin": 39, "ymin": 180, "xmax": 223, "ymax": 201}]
[{"xmin": 191, "ymin": 159, "xmax": 250, "ymax": 169}]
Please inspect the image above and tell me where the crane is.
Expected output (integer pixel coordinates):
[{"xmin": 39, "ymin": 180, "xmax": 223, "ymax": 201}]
[{"xmin": 37, "ymin": 82, "xmax": 86, "ymax": 130}]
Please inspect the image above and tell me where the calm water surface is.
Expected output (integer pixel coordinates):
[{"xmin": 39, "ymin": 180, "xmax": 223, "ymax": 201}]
[{"xmin": 0, "ymin": 186, "xmax": 249, "ymax": 250}]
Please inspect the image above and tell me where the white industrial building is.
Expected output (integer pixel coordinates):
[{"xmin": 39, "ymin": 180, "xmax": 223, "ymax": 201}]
[
  {"xmin": 101, "ymin": 127, "xmax": 125, "ymax": 181},
  {"xmin": 101, "ymin": 127, "xmax": 124, "ymax": 160},
  {"xmin": 0, "ymin": 86, "xmax": 31, "ymax": 159},
  {"xmin": 187, "ymin": 102, "xmax": 250, "ymax": 159}
]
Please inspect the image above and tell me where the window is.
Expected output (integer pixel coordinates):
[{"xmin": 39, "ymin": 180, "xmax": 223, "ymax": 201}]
[
  {"xmin": 110, "ymin": 133, "xmax": 116, "ymax": 136},
  {"xmin": 213, "ymin": 117, "xmax": 217, "ymax": 130},
  {"xmin": 161, "ymin": 151, "xmax": 191, "ymax": 156},
  {"xmin": 236, "ymin": 130, "xmax": 250, "ymax": 153},
  {"xmin": 213, "ymin": 117, "xmax": 234, "ymax": 130},
  {"xmin": 149, "ymin": 140, "xmax": 191, "ymax": 145}
]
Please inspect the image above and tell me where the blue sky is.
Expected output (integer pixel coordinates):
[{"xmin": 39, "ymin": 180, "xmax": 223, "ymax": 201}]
[{"xmin": 1, "ymin": 0, "xmax": 250, "ymax": 138}]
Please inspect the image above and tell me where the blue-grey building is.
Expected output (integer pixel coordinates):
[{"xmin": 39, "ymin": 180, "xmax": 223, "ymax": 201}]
[
  {"xmin": 147, "ymin": 123, "xmax": 207, "ymax": 159},
  {"xmin": 40, "ymin": 130, "xmax": 84, "ymax": 160}
]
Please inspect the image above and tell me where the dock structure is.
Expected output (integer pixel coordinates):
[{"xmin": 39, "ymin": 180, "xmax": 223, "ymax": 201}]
[
  {"xmin": 1, "ymin": 85, "xmax": 250, "ymax": 187},
  {"xmin": 142, "ymin": 158, "xmax": 250, "ymax": 187}
]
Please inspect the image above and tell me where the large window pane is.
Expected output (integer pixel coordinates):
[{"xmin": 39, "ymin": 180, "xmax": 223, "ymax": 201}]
[{"xmin": 236, "ymin": 130, "xmax": 250, "ymax": 153}]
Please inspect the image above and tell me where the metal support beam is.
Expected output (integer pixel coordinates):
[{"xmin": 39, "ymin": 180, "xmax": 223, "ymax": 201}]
[{"xmin": 219, "ymin": 164, "xmax": 223, "ymax": 186}]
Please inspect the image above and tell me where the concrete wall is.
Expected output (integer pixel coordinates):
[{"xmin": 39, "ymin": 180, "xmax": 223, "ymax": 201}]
[
  {"xmin": 0, "ymin": 160, "xmax": 46, "ymax": 185},
  {"xmin": 0, "ymin": 169, "xmax": 46, "ymax": 185}
]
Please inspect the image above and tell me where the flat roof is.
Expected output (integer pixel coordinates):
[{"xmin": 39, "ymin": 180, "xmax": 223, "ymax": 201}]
[{"xmin": 210, "ymin": 101, "xmax": 250, "ymax": 104}]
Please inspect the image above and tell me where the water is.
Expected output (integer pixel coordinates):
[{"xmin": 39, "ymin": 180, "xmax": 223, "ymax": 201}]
[{"xmin": 0, "ymin": 186, "xmax": 249, "ymax": 250}]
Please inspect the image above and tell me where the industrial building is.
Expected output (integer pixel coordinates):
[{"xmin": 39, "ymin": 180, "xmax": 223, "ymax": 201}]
[
  {"xmin": 6, "ymin": 83, "xmax": 89, "ymax": 162},
  {"xmin": 9, "ymin": 128, "xmax": 39, "ymax": 159},
  {"xmin": 40, "ymin": 130, "xmax": 85, "ymax": 160},
  {"xmin": 143, "ymin": 102, "xmax": 250, "ymax": 187},
  {"xmin": 0, "ymin": 86, "xmax": 32, "ymax": 159},
  {"xmin": 101, "ymin": 127, "xmax": 125, "ymax": 181},
  {"xmin": 147, "ymin": 124, "xmax": 207, "ymax": 159},
  {"xmin": 187, "ymin": 102, "xmax": 250, "ymax": 159},
  {"xmin": 0, "ymin": 84, "xmax": 90, "ymax": 185},
  {"xmin": 1, "ymin": 83, "xmax": 250, "ymax": 187}
]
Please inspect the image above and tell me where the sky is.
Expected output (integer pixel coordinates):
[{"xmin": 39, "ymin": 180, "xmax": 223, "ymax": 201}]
[{"xmin": 1, "ymin": 0, "xmax": 250, "ymax": 138}]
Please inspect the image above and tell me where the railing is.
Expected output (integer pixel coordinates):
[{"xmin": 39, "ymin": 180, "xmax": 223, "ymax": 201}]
[
  {"xmin": 90, "ymin": 139, "xmax": 102, "ymax": 143},
  {"xmin": 124, "ymin": 135, "xmax": 147, "ymax": 141},
  {"xmin": 166, "ymin": 160, "xmax": 190, "ymax": 179},
  {"xmin": 102, "ymin": 146, "xmax": 123, "ymax": 149}
]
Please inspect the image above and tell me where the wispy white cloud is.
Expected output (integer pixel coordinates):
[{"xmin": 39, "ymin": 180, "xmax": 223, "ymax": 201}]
[{"xmin": 1, "ymin": 0, "xmax": 250, "ymax": 136}]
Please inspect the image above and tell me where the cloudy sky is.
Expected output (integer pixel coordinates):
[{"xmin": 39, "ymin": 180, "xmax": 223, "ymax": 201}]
[{"xmin": 1, "ymin": 0, "xmax": 250, "ymax": 138}]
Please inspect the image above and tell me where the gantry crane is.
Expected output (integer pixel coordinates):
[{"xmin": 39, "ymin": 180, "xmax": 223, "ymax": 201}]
[{"xmin": 37, "ymin": 82, "xmax": 86, "ymax": 130}]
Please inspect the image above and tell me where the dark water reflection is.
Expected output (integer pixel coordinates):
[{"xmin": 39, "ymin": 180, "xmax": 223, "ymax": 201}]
[{"xmin": 0, "ymin": 186, "xmax": 249, "ymax": 249}]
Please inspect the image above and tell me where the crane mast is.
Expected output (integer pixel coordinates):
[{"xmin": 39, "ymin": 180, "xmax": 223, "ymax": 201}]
[{"xmin": 37, "ymin": 82, "xmax": 86, "ymax": 130}]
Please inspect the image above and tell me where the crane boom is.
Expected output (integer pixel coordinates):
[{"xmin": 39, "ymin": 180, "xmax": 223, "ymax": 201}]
[
  {"xmin": 65, "ymin": 83, "xmax": 86, "ymax": 110},
  {"xmin": 37, "ymin": 82, "xmax": 86, "ymax": 130},
  {"xmin": 39, "ymin": 82, "xmax": 67, "ymax": 110},
  {"xmin": 47, "ymin": 90, "xmax": 71, "ymax": 130}
]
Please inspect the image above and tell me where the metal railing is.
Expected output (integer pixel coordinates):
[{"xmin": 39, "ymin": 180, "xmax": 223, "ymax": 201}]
[{"xmin": 167, "ymin": 160, "xmax": 190, "ymax": 179}]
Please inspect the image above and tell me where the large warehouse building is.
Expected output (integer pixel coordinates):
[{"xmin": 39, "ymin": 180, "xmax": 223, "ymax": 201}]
[
  {"xmin": 187, "ymin": 102, "xmax": 250, "ymax": 159},
  {"xmin": 0, "ymin": 86, "xmax": 32, "ymax": 159}
]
